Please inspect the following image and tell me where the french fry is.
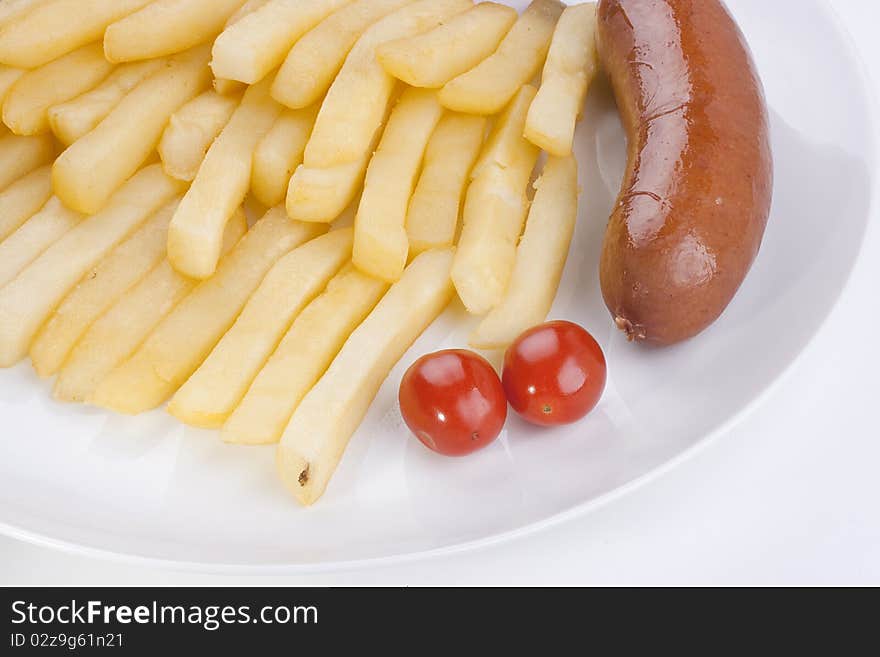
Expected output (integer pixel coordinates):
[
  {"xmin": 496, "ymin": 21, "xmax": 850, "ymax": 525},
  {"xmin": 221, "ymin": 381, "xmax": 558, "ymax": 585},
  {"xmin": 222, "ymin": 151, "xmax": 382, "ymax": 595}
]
[
  {"xmin": 270, "ymin": 0, "xmax": 413, "ymax": 109},
  {"xmin": 104, "ymin": 0, "xmax": 248, "ymax": 63},
  {"xmin": 212, "ymin": 0, "xmax": 351, "ymax": 85},
  {"xmin": 29, "ymin": 199, "xmax": 179, "ymax": 378},
  {"xmin": 168, "ymin": 228, "xmax": 353, "ymax": 428},
  {"xmin": 304, "ymin": 0, "xmax": 470, "ymax": 168},
  {"xmin": 285, "ymin": 154, "xmax": 370, "ymax": 223},
  {"xmin": 0, "ymin": 197, "xmax": 83, "ymax": 290},
  {"xmin": 48, "ymin": 60, "xmax": 164, "ymax": 145},
  {"xmin": 0, "ymin": 132, "xmax": 54, "ymax": 191},
  {"xmin": 451, "ymin": 86, "xmax": 539, "ymax": 315},
  {"xmin": 0, "ymin": 0, "xmax": 153, "ymax": 69},
  {"xmin": 2, "ymin": 43, "xmax": 113, "ymax": 135},
  {"xmin": 0, "ymin": 65, "xmax": 23, "ymax": 105},
  {"xmin": 91, "ymin": 208, "xmax": 325, "ymax": 414},
  {"xmin": 524, "ymin": 3, "xmax": 598, "ymax": 156},
  {"xmin": 212, "ymin": 0, "xmax": 269, "ymax": 96},
  {"xmin": 377, "ymin": 2, "xmax": 516, "ymax": 88},
  {"xmin": 167, "ymin": 77, "xmax": 281, "ymax": 279},
  {"xmin": 223, "ymin": 264, "xmax": 387, "ymax": 445},
  {"xmin": 0, "ymin": 166, "xmax": 183, "ymax": 367},
  {"xmin": 54, "ymin": 210, "xmax": 247, "ymax": 403},
  {"xmin": 158, "ymin": 90, "xmax": 240, "ymax": 181},
  {"xmin": 251, "ymin": 105, "xmax": 317, "ymax": 207},
  {"xmin": 406, "ymin": 113, "xmax": 485, "ymax": 254},
  {"xmin": 439, "ymin": 0, "xmax": 563, "ymax": 115},
  {"xmin": 0, "ymin": 0, "xmax": 53, "ymax": 29},
  {"xmin": 277, "ymin": 248, "xmax": 454, "ymax": 505},
  {"xmin": 52, "ymin": 45, "xmax": 211, "ymax": 214},
  {"xmin": 0, "ymin": 165, "xmax": 52, "ymax": 242},
  {"xmin": 470, "ymin": 155, "xmax": 578, "ymax": 348},
  {"xmin": 353, "ymin": 87, "xmax": 443, "ymax": 282}
]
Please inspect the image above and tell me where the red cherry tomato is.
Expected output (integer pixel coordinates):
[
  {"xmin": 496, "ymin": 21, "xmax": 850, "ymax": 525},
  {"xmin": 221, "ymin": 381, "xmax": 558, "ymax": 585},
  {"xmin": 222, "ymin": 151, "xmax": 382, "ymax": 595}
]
[
  {"xmin": 399, "ymin": 349, "xmax": 507, "ymax": 456},
  {"xmin": 503, "ymin": 321, "xmax": 607, "ymax": 427}
]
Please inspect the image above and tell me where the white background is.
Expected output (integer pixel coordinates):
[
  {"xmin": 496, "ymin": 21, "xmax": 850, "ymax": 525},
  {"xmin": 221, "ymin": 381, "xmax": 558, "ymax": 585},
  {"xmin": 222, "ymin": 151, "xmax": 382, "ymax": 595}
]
[{"xmin": 1, "ymin": 0, "xmax": 878, "ymax": 585}]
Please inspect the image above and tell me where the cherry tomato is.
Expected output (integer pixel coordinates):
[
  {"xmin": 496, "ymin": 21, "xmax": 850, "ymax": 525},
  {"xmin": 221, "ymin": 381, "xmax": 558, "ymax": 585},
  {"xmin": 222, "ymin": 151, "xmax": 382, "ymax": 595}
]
[
  {"xmin": 502, "ymin": 321, "xmax": 606, "ymax": 427},
  {"xmin": 399, "ymin": 349, "xmax": 507, "ymax": 456}
]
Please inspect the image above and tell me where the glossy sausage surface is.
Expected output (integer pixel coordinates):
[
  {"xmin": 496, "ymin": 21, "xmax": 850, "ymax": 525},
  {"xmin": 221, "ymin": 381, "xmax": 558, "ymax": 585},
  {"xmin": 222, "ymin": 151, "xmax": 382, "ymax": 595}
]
[{"xmin": 597, "ymin": 0, "xmax": 772, "ymax": 345}]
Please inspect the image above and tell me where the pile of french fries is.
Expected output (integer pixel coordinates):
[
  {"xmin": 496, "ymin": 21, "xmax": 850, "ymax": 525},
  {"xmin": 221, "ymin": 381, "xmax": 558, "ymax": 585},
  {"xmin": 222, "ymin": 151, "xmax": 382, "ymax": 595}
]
[{"xmin": 0, "ymin": 0, "xmax": 598, "ymax": 505}]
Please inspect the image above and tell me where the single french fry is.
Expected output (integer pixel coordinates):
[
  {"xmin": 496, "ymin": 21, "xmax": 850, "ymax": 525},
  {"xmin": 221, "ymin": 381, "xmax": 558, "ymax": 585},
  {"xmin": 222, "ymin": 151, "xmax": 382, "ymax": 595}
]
[
  {"xmin": 406, "ymin": 112, "xmax": 484, "ymax": 254},
  {"xmin": 2, "ymin": 43, "xmax": 113, "ymax": 135},
  {"xmin": 0, "ymin": 166, "xmax": 184, "ymax": 366},
  {"xmin": 167, "ymin": 77, "xmax": 281, "ymax": 279},
  {"xmin": 0, "ymin": 132, "xmax": 54, "ymax": 191},
  {"xmin": 213, "ymin": 0, "xmax": 269, "ymax": 95},
  {"xmin": 48, "ymin": 60, "xmax": 164, "ymax": 145},
  {"xmin": 470, "ymin": 155, "xmax": 578, "ymax": 348},
  {"xmin": 271, "ymin": 0, "xmax": 413, "ymax": 109},
  {"xmin": 0, "ymin": 197, "xmax": 83, "ymax": 290},
  {"xmin": 0, "ymin": 165, "xmax": 52, "ymax": 242},
  {"xmin": 91, "ymin": 208, "xmax": 325, "ymax": 414},
  {"xmin": 524, "ymin": 3, "xmax": 598, "ymax": 156},
  {"xmin": 0, "ymin": 65, "xmax": 23, "ymax": 105},
  {"xmin": 0, "ymin": 0, "xmax": 153, "ymax": 69},
  {"xmin": 54, "ymin": 210, "xmax": 247, "ymax": 403},
  {"xmin": 452, "ymin": 86, "xmax": 539, "ymax": 314},
  {"xmin": 378, "ymin": 2, "xmax": 516, "ymax": 88},
  {"xmin": 158, "ymin": 90, "xmax": 240, "ymax": 181},
  {"xmin": 251, "ymin": 105, "xmax": 317, "ymax": 207},
  {"xmin": 304, "ymin": 0, "xmax": 470, "ymax": 168},
  {"xmin": 353, "ymin": 87, "xmax": 443, "ymax": 282},
  {"xmin": 285, "ymin": 155, "xmax": 370, "ymax": 223},
  {"xmin": 223, "ymin": 264, "xmax": 387, "ymax": 445},
  {"xmin": 105, "ymin": 0, "xmax": 247, "ymax": 63},
  {"xmin": 439, "ymin": 0, "xmax": 563, "ymax": 115},
  {"xmin": 212, "ymin": 0, "xmax": 351, "ymax": 85},
  {"xmin": 278, "ymin": 247, "xmax": 454, "ymax": 505},
  {"xmin": 52, "ymin": 45, "xmax": 211, "ymax": 214},
  {"xmin": 168, "ymin": 228, "xmax": 353, "ymax": 428},
  {"xmin": 30, "ymin": 200, "xmax": 179, "ymax": 377}
]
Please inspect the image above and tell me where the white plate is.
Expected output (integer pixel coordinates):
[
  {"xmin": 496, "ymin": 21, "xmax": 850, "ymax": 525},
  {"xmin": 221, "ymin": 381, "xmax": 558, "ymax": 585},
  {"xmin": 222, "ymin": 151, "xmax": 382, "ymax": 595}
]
[{"xmin": 0, "ymin": 0, "xmax": 876, "ymax": 572}]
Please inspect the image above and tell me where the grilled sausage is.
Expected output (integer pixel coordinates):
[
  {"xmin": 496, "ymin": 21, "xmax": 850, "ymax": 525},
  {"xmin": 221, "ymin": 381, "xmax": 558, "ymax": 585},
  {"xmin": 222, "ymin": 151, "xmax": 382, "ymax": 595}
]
[{"xmin": 596, "ymin": 0, "xmax": 773, "ymax": 345}]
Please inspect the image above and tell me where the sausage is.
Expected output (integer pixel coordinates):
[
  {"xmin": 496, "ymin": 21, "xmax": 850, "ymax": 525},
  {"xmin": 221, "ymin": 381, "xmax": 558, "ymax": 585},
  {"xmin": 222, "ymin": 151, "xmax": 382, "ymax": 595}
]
[{"xmin": 596, "ymin": 0, "xmax": 773, "ymax": 345}]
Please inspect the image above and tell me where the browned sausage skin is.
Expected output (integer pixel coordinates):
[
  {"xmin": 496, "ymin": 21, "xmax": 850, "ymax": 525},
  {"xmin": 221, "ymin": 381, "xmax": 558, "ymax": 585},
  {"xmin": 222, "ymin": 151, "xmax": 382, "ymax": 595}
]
[{"xmin": 597, "ymin": 0, "xmax": 773, "ymax": 345}]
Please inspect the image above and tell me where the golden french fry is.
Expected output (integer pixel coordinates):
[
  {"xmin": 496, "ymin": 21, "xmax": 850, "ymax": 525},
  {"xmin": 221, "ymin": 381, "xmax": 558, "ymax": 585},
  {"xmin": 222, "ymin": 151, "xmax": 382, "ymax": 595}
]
[
  {"xmin": 452, "ymin": 86, "xmax": 539, "ymax": 314},
  {"xmin": 271, "ymin": 0, "xmax": 413, "ymax": 109},
  {"xmin": 524, "ymin": 3, "xmax": 598, "ymax": 156},
  {"xmin": 0, "ymin": 65, "xmax": 23, "ymax": 105},
  {"xmin": 377, "ymin": 2, "xmax": 516, "ymax": 88},
  {"xmin": 52, "ymin": 45, "xmax": 211, "ymax": 214},
  {"xmin": 277, "ymin": 248, "xmax": 454, "ymax": 505},
  {"xmin": 0, "ymin": 132, "xmax": 54, "ymax": 191},
  {"xmin": 0, "ymin": 164, "xmax": 52, "ymax": 242},
  {"xmin": 30, "ymin": 199, "xmax": 179, "ymax": 377},
  {"xmin": 213, "ymin": 0, "xmax": 269, "ymax": 95},
  {"xmin": 470, "ymin": 155, "xmax": 578, "ymax": 348},
  {"xmin": 167, "ymin": 77, "xmax": 280, "ymax": 279},
  {"xmin": 54, "ymin": 210, "xmax": 247, "ymax": 403},
  {"xmin": 353, "ymin": 87, "xmax": 443, "ymax": 282},
  {"xmin": 251, "ymin": 105, "xmax": 318, "ymax": 207},
  {"xmin": 304, "ymin": 0, "xmax": 470, "ymax": 168},
  {"xmin": 2, "ymin": 43, "xmax": 113, "ymax": 135},
  {"xmin": 285, "ymin": 154, "xmax": 370, "ymax": 223},
  {"xmin": 223, "ymin": 263, "xmax": 387, "ymax": 445},
  {"xmin": 104, "ymin": 0, "xmax": 247, "ymax": 63},
  {"xmin": 211, "ymin": 0, "xmax": 350, "ymax": 85},
  {"xmin": 406, "ymin": 112, "xmax": 484, "ymax": 254},
  {"xmin": 91, "ymin": 208, "xmax": 325, "ymax": 414},
  {"xmin": 0, "ymin": 197, "xmax": 83, "ymax": 290},
  {"xmin": 0, "ymin": 0, "xmax": 153, "ymax": 68},
  {"xmin": 439, "ymin": 0, "xmax": 563, "ymax": 115},
  {"xmin": 48, "ymin": 60, "xmax": 164, "ymax": 145},
  {"xmin": 158, "ymin": 90, "xmax": 240, "ymax": 181},
  {"xmin": 0, "ymin": 165, "xmax": 183, "ymax": 366},
  {"xmin": 168, "ymin": 228, "xmax": 353, "ymax": 428}
]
